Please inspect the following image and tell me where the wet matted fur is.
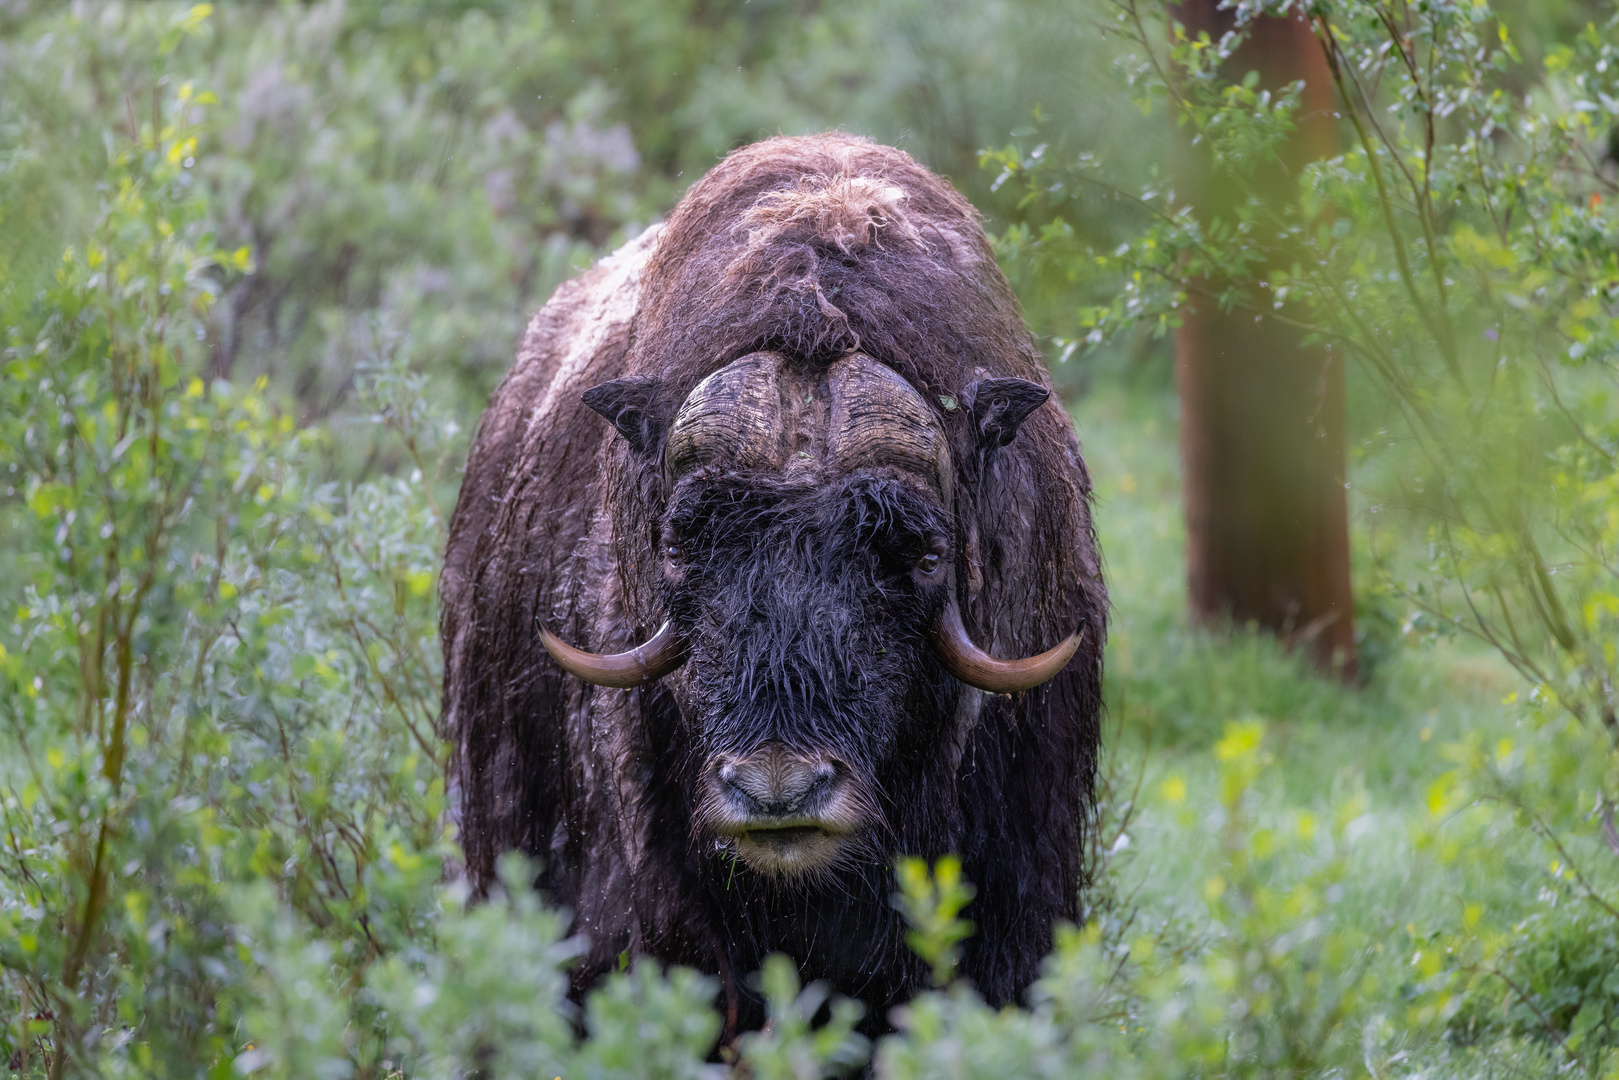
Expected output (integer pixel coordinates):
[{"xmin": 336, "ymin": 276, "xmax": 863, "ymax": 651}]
[{"xmin": 440, "ymin": 133, "xmax": 1107, "ymax": 1034}]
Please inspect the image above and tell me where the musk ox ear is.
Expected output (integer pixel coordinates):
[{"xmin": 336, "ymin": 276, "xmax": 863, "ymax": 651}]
[
  {"xmin": 582, "ymin": 376, "xmax": 664, "ymax": 455},
  {"xmin": 963, "ymin": 377, "xmax": 1050, "ymax": 450}
]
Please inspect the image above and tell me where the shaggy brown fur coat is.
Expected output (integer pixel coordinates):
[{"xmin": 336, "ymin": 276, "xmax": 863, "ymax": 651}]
[{"xmin": 440, "ymin": 133, "xmax": 1106, "ymax": 1029}]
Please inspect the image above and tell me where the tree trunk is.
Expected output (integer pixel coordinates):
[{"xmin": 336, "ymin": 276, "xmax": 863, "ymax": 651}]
[{"xmin": 1171, "ymin": 4, "xmax": 1356, "ymax": 676}]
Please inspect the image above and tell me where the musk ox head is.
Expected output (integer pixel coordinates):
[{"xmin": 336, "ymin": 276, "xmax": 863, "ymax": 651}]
[{"xmin": 544, "ymin": 349, "xmax": 1077, "ymax": 877}]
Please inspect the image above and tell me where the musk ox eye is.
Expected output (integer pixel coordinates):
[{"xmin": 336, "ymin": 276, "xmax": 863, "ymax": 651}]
[
  {"xmin": 660, "ymin": 527, "xmax": 684, "ymax": 562},
  {"xmin": 916, "ymin": 552, "xmax": 940, "ymax": 575}
]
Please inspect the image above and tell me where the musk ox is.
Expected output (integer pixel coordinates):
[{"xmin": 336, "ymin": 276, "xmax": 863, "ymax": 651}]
[{"xmin": 440, "ymin": 133, "xmax": 1106, "ymax": 1034}]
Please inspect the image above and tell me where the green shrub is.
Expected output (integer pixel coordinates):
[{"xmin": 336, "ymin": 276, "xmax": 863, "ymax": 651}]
[
  {"xmin": 988, "ymin": 0, "xmax": 1619, "ymax": 1068},
  {"xmin": 0, "ymin": 48, "xmax": 452, "ymax": 1072}
]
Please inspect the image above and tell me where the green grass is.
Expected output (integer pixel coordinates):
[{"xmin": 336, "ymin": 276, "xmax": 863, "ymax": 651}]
[{"xmin": 1075, "ymin": 388, "xmax": 1544, "ymax": 986}]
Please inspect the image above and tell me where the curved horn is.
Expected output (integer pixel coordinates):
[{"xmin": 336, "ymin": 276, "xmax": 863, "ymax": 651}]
[
  {"xmin": 932, "ymin": 602, "xmax": 1082, "ymax": 694},
  {"xmin": 539, "ymin": 621, "xmax": 686, "ymax": 688}
]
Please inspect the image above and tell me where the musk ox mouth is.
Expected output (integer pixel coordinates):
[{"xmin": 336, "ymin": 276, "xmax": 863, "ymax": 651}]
[
  {"xmin": 721, "ymin": 822, "xmax": 856, "ymax": 876},
  {"xmin": 744, "ymin": 824, "xmax": 826, "ymax": 844}
]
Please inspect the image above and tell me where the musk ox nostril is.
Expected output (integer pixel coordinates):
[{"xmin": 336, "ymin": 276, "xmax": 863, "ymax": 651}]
[{"xmin": 716, "ymin": 746, "xmax": 841, "ymax": 819}]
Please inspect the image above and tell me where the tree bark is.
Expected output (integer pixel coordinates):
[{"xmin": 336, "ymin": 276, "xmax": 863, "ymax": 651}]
[{"xmin": 1171, "ymin": 4, "xmax": 1355, "ymax": 676}]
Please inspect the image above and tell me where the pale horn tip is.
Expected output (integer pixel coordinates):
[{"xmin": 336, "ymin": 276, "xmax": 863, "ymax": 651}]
[
  {"xmin": 539, "ymin": 620, "xmax": 686, "ymax": 688},
  {"xmin": 932, "ymin": 601, "xmax": 1083, "ymax": 695}
]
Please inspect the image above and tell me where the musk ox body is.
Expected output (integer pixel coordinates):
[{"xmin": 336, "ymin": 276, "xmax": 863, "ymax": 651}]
[{"xmin": 440, "ymin": 133, "xmax": 1106, "ymax": 1032}]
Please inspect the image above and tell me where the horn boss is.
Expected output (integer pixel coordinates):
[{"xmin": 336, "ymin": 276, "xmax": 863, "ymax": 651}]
[{"xmin": 542, "ymin": 351, "xmax": 1080, "ymax": 694}]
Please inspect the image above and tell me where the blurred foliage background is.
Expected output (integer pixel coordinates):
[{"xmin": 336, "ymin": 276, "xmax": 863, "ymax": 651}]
[
  {"xmin": 0, "ymin": 0, "xmax": 1142, "ymax": 439},
  {"xmin": 4, "ymin": 0, "xmax": 1619, "ymax": 1077}
]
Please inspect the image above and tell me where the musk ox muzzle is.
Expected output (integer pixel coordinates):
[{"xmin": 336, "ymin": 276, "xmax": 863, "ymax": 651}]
[{"xmin": 701, "ymin": 743, "xmax": 869, "ymax": 876}]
